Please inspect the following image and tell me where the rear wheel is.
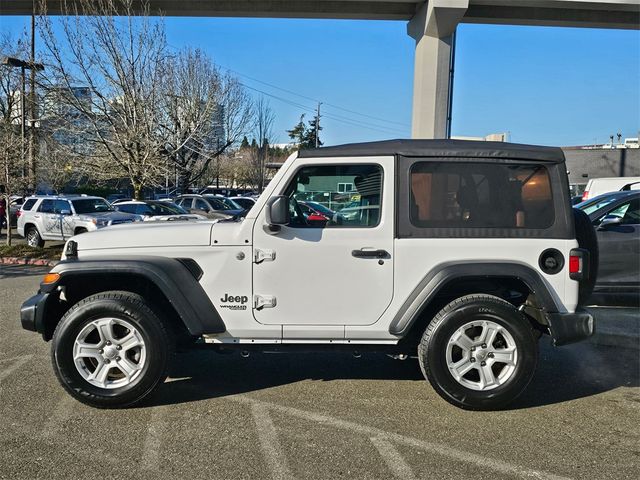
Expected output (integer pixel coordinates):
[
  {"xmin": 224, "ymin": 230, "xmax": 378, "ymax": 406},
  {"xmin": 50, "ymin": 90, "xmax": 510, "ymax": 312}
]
[
  {"xmin": 418, "ymin": 294, "xmax": 538, "ymax": 410},
  {"xmin": 51, "ymin": 291, "xmax": 173, "ymax": 408},
  {"xmin": 26, "ymin": 226, "xmax": 44, "ymax": 248}
]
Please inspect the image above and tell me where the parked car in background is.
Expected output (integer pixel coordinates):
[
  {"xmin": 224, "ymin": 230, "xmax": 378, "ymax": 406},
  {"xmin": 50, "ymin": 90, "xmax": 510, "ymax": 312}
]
[
  {"xmin": 298, "ymin": 201, "xmax": 345, "ymax": 225},
  {"xmin": 7, "ymin": 196, "xmax": 25, "ymax": 227},
  {"xmin": 106, "ymin": 193, "xmax": 129, "ymax": 204},
  {"xmin": 228, "ymin": 196, "xmax": 256, "ymax": 210},
  {"xmin": 175, "ymin": 194, "xmax": 243, "ymax": 219},
  {"xmin": 114, "ymin": 200, "xmax": 205, "ymax": 221},
  {"xmin": 576, "ymin": 190, "xmax": 640, "ymax": 305},
  {"xmin": 17, "ymin": 195, "xmax": 141, "ymax": 247},
  {"xmin": 581, "ymin": 176, "xmax": 640, "ymax": 201},
  {"xmin": 109, "ymin": 198, "xmax": 133, "ymax": 205}
]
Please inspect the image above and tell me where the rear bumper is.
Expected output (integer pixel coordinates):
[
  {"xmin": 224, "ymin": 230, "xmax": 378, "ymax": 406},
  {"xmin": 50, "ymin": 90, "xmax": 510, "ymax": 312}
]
[
  {"xmin": 547, "ymin": 309, "xmax": 595, "ymax": 346},
  {"xmin": 20, "ymin": 292, "xmax": 49, "ymax": 334}
]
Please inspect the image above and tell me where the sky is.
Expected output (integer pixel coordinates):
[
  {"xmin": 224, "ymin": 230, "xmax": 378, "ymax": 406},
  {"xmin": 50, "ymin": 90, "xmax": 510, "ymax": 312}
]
[{"xmin": 1, "ymin": 14, "xmax": 639, "ymax": 147}]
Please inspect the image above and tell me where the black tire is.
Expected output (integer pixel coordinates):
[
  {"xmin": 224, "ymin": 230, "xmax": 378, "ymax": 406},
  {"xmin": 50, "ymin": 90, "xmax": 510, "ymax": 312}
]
[
  {"xmin": 26, "ymin": 226, "xmax": 45, "ymax": 248},
  {"xmin": 418, "ymin": 294, "xmax": 538, "ymax": 410},
  {"xmin": 51, "ymin": 291, "xmax": 173, "ymax": 408},
  {"xmin": 573, "ymin": 208, "xmax": 598, "ymax": 305}
]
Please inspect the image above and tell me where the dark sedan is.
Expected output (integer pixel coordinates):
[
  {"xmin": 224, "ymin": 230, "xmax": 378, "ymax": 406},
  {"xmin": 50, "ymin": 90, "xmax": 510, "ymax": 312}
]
[{"xmin": 576, "ymin": 191, "xmax": 640, "ymax": 305}]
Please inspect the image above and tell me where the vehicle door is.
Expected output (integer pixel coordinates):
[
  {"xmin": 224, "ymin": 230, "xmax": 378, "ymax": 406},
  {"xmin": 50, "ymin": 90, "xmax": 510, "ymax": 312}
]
[
  {"xmin": 54, "ymin": 199, "xmax": 74, "ymax": 238},
  {"xmin": 252, "ymin": 158, "xmax": 394, "ymax": 330},
  {"xmin": 37, "ymin": 199, "xmax": 61, "ymax": 239},
  {"xmin": 595, "ymin": 197, "xmax": 640, "ymax": 287}
]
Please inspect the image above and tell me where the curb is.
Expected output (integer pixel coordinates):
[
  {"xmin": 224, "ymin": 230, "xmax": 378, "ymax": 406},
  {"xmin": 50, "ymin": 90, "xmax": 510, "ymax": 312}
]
[{"xmin": 0, "ymin": 256, "xmax": 58, "ymax": 267}]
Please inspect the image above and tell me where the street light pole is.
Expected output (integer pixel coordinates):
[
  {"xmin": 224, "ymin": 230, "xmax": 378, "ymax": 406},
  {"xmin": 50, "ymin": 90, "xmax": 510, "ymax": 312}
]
[{"xmin": 2, "ymin": 57, "xmax": 44, "ymax": 194}]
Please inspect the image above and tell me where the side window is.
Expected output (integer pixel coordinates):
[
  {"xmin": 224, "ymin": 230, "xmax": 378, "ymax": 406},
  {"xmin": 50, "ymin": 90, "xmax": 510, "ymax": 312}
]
[
  {"xmin": 38, "ymin": 199, "xmax": 55, "ymax": 213},
  {"xmin": 195, "ymin": 199, "xmax": 211, "ymax": 212},
  {"xmin": 599, "ymin": 199, "xmax": 640, "ymax": 225},
  {"xmin": 117, "ymin": 204, "xmax": 136, "ymax": 214},
  {"xmin": 409, "ymin": 162, "xmax": 554, "ymax": 229},
  {"xmin": 284, "ymin": 164, "xmax": 383, "ymax": 228},
  {"xmin": 22, "ymin": 199, "xmax": 37, "ymax": 211},
  {"xmin": 53, "ymin": 200, "xmax": 71, "ymax": 214}
]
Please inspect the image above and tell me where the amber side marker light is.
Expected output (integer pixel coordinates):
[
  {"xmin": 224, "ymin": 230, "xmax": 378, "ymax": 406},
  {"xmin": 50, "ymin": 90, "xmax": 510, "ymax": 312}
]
[{"xmin": 42, "ymin": 273, "xmax": 60, "ymax": 285}]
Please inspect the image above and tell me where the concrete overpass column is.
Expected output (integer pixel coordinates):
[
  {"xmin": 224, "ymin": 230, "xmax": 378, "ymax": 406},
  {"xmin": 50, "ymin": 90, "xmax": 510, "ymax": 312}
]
[{"xmin": 408, "ymin": 1, "xmax": 468, "ymax": 139}]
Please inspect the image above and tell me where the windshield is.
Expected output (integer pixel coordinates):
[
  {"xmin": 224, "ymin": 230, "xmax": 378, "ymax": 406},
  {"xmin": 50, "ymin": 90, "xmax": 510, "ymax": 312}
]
[
  {"xmin": 71, "ymin": 198, "xmax": 113, "ymax": 214},
  {"xmin": 204, "ymin": 196, "xmax": 239, "ymax": 211},
  {"xmin": 146, "ymin": 202, "xmax": 189, "ymax": 215},
  {"xmin": 577, "ymin": 195, "xmax": 621, "ymax": 215},
  {"xmin": 219, "ymin": 197, "xmax": 242, "ymax": 210}
]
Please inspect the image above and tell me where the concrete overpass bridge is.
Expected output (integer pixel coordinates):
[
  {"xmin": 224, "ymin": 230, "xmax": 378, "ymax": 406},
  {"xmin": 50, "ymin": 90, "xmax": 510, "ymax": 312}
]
[{"xmin": 2, "ymin": 1, "xmax": 639, "ymax": 138}]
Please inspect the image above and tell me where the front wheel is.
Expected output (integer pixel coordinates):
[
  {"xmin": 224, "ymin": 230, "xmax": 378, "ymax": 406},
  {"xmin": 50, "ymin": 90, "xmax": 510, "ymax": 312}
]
[
  {"xmin": 51, "ymin": 291, "xmax": 173, "ymax": 408},
  {"xmin": 418, "ymin": 294, "xmax": 538, "ymax": 410},
  {"xmin": 26, "ymin": 226, "xmax": 44, "ymax": 248}
]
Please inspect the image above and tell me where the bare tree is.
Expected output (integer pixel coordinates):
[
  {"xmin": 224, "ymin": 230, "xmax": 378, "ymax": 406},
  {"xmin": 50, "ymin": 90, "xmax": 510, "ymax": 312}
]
[
  {"xmin": 0, "ymin": 32, "xmax": 30, "ymax": 244},
  {"xmin": 245, "ymin": 97, "xmax": 274, "ymax": 192},
  {"xmin": 38, "ymin": 0, "xmax": 169, "ymax": 199},
  {"xmin": 160, "ymin": 49, "xmax": 252, "ymax": 192}
]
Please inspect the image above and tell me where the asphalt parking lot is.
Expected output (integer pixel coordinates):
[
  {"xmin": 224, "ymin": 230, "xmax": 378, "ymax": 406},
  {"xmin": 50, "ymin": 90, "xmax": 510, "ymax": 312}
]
[{"xmin": 1, "ymin": 265, "xmax": 639, "ymax": 480}]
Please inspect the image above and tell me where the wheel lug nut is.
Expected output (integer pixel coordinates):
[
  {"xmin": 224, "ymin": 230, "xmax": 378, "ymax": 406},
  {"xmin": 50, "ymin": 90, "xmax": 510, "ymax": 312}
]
[
  {"xmin": 106, "ymin": 341, "xmax": 111, "ymax": 346},
  {"xmin": 99, "ymin": 349, "xmax": 103, "ymax": 354},
  {"xmin": 481, "ymin": 343, "xmax": 487, "ymax": 349},
  {"xmin": 470, "ymin": 347, "xmax": 475, "ymax": 352},
  {"xmin": 116, "ymin": 345, "xmax": 122, "ymax": 350},
  {"xmin": 470, "ymin": 357, "xmax": 476, "ymax": 363},
  {"xmin": 115, "ymin": 356, "xmax": 120, "ymax": 361},
  {"xmin": 104, "ymin": 359, "xmax": 110, "ymax": 364},
  {"xmin": 488, "ymin": 353, "xmax": 494, "ymax": 358},
  {"xmin": 481, "ymin": 361, "xmax": 486, "ymax": 366}
]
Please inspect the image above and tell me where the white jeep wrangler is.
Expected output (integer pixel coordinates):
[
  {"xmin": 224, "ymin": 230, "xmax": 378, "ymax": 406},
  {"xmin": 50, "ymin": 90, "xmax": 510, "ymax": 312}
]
[{"xmin": 21, "ymin": 140, "xmax": 597, "ymax": 410}]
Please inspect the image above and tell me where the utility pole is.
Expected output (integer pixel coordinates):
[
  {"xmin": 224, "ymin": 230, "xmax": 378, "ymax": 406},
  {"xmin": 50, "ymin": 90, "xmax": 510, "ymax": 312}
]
[
  {"xmin": 28, "ymin": 2, "xmax": 37, "ymax": 193},
  {"xmin": 315, "ymin": 102, "xmax": 322, "ymax": 148}
]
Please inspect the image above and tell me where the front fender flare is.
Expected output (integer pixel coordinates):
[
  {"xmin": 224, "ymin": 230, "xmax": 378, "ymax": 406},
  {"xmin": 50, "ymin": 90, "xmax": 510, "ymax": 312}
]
[{"xmin": 43, "ymin": 256, "xmax": 225, "ymax": 336}]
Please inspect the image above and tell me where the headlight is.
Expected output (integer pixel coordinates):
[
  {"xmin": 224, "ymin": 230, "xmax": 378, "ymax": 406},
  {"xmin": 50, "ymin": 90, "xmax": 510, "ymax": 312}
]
[{"xmin": 90, "ymin": 218, "xmax": 109, "ymax": 227}]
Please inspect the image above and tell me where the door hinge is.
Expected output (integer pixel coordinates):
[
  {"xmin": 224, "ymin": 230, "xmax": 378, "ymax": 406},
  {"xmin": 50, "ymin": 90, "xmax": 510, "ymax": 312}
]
[
  {"xmin": 254, "ymin": 249, "xmax": 276, "ymax": 264},
  {"xmin": 254, "ymin": 295, "xmax": 277, "ymax": 310}
]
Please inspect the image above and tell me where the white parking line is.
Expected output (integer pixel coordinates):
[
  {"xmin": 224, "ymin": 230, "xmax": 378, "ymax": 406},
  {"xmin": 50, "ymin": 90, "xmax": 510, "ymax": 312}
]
[
  {"xmin": 231, "ymin": 396, "xmax": 571, "ymax": 480},
  {"xmin": 370, "ymin": 436, "xmax": 417, "ymax": 480},
  {"xmin": 0, "ymin": 355, "xmax": 32, "ymax": 382},
  {"xmin": 141, "ymin": 407, "xmax": 167, "ymax": 471},
  {"xmin": 251, "ymin": 403, "xmax": 295, "ymax": 480}
]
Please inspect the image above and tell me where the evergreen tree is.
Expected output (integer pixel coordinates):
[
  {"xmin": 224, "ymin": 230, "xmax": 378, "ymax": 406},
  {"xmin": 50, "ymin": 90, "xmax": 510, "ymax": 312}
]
[
  {"xmin": 287, "ymin": 115, "xmax": 307, "ymax": 146},
  {"xmin": 287, "ymin": 113, "xmax": 322, "ymax": 149},
  {"xmin": 240, "ymin": 136, "xmax": 250, "ymax": 149}
]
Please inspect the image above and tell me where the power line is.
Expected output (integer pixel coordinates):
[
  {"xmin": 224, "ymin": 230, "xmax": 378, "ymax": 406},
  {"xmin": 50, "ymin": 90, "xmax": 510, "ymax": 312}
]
[{"xmin": 215, "ymin": 63, "xmax": 410, "ymax": 129}]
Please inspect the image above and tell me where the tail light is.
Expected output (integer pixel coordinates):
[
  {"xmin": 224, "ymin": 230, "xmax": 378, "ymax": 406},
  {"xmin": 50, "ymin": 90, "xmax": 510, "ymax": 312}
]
[
  {"xmin": 581, "ymin": 191, "xmax": 589, "ymax": 201},
  {"xmin": 569, "ymin": 248, "xmax": 589, "ymax": 281}
]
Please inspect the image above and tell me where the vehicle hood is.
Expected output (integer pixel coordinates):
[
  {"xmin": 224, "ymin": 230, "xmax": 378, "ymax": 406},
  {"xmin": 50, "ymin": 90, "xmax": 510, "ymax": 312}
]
[{"xmin": 71, "ymin": 220, "xmax": 217, "ymax": 251}]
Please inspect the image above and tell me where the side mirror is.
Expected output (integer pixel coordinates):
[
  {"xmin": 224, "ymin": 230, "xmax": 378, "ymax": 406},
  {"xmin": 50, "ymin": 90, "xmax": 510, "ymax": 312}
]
[
  {"xmin": 598, "ymin": 215, "xmax": 622, "ymax": 230},
  {"xmin": 59, "ymin": 209, "xmax": 71, "ymax": 216},
  {"xmin": 266, "ymin": 196, "xmax": 290, "ymax": 226}
]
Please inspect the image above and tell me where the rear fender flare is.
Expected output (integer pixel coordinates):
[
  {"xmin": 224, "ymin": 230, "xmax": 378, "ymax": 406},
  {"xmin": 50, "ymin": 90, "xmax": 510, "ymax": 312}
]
[{"xmin": 389, "ymin": 262, "xmax": 563, "ymax": 336}]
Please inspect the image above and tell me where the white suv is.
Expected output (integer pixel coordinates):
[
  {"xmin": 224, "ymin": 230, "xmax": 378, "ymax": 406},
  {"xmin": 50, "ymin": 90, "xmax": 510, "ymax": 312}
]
[
  {"xmin": 17, "ymin": 195, "xmax": 140, "ymax": 247},
  {"xmin": 20, "ymin": 140, "xmax": 597, "ymax": 410}
]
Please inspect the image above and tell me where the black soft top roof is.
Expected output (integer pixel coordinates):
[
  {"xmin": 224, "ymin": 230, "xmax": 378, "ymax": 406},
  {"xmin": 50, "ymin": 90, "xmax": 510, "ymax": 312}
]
[{"xmin": 297, "ymin": 139, "xmax": 565, "ymax": 164}]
